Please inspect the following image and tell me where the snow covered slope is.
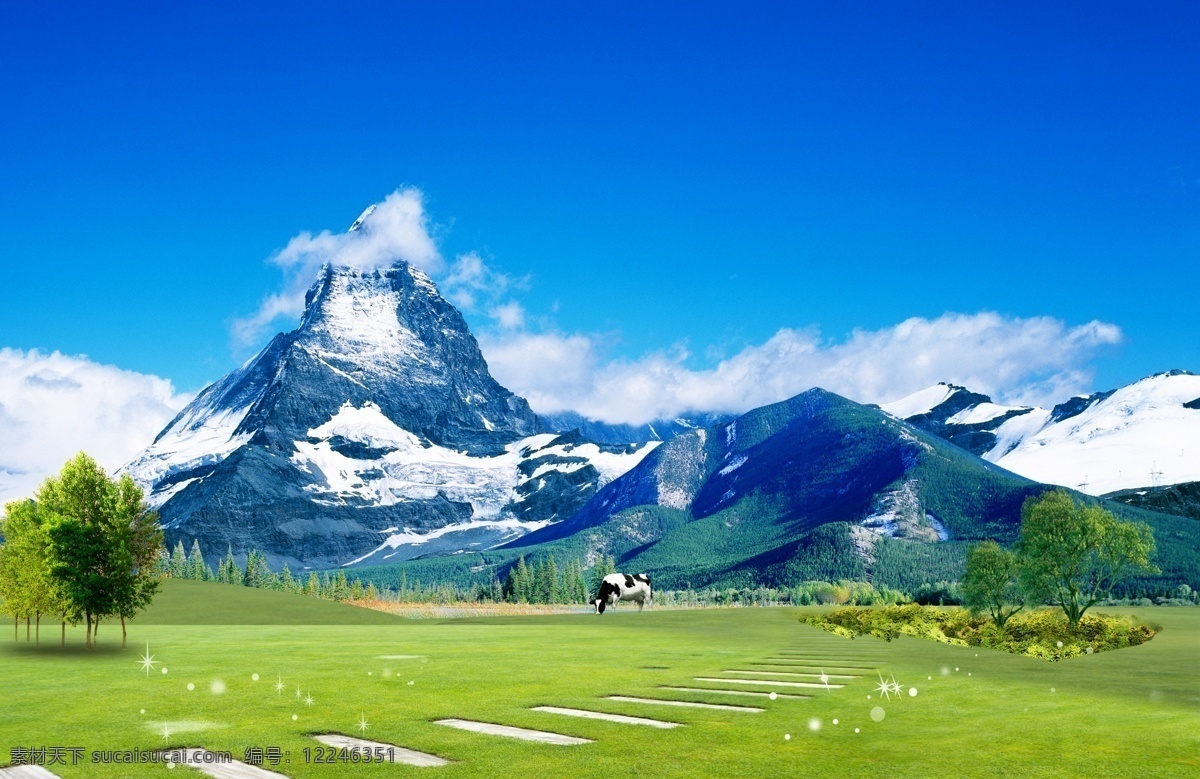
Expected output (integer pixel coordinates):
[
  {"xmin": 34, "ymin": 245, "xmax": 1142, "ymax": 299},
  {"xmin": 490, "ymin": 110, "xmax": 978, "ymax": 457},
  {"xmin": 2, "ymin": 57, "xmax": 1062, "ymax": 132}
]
[
  {"xmin": 881, "ymin": 371, "xmax": 1200, "ymax": 495},
  {"xmin": 122, "ymin": 228, "xmax": 656, "ymax": 568}
]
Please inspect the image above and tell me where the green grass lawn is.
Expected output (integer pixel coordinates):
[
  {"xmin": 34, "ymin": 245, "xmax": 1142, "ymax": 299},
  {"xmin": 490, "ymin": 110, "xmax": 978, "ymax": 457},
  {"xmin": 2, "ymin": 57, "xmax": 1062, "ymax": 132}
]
[{"xmin": 1, "ymin": 580, "xmax": 1197, "ymax": 778}]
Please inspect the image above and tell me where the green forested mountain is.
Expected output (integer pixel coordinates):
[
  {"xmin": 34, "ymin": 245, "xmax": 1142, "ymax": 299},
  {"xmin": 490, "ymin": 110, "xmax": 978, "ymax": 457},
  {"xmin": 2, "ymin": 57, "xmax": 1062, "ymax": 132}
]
[{"xmin": 351, "ymin": 389, "xmax": 1200, "ymax": 595}]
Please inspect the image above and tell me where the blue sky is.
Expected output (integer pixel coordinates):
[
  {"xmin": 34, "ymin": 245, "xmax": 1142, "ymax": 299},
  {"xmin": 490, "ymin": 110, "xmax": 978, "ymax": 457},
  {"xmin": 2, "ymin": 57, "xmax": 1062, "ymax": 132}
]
[{"xmin": 1, "ymin": 2, "xmax": 1198, "ymax": 484}]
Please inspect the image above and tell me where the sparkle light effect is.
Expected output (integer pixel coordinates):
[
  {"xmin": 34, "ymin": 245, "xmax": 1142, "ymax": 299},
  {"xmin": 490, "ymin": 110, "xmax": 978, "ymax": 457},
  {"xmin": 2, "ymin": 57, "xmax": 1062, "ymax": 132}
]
[
  {"xmin": 186, "ymin": 683, "xmax": 195, "ymax": 691},
  {"xmin": 274, "ymin": 677, "xmax": 286, "ymax": 695},
  {"xmin": 357, "ymin": 713, "xmax": 371, "ymax": 734},
  {"xmin": 784, "ymin": 733, "xmax": 791, "ymax": 741},
  {"xmin": 252, "ymin": 673, "xmax": 260, "ymax": 681},
  {"xmin": 908, "ymin": 687, "xmax": 918, "ymax": 697},
  {"xmin": 870, "ymin": 707, "xmax": 886, "ymax": 722},
  {"xmin": 161, "ymin": 726, "xmax": 172, "ymax": 743},
  {"xmin": 874, "ymin": 674, "xmax": 901, "ymax": 702},
  {"xmin": 819, "ymin": 670, "xmax": 830, "ymax": 691},
  {"xmin": 295, "ymin": 685, "xmax": 303, "ymax": 699},
  {"xmin": 305, "ymin": 694, "xmax": 315, "ymax": 707},
  {"xmin": 808, "ymin": 718, "xmax": 821, "ymax": 731},
  {"xmin": 139, "ymin": 643, "xmax": 158, "ymax": 677}
]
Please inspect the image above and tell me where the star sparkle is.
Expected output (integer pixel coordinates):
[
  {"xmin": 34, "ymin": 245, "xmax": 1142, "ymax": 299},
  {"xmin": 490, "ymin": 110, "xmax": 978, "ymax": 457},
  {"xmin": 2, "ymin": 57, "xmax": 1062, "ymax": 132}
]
[
  {"xmin": 274, "ymin": 676, "xmax": 286, "ymax": 695},
  {"xmin": 139, "ymin": 643, "xmax": 158, "ymax": 677},
  {"xmin": 357, "ymin": 713, "xmax": 370, "ymax": 734},
  {"xmin": 875, "ymin": 673, "xmax": 897, "ymax": 701},
  {"xmin": 305, "ymin": 694, "xmax": 315, "ymax": 707}
]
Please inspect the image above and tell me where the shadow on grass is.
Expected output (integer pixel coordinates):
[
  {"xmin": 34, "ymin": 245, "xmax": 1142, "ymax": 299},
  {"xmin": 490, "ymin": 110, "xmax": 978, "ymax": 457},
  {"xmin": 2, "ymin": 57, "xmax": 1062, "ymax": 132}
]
[{"xmin": 1, "ymin": 639, "xmax": 130, "ymax": 658}]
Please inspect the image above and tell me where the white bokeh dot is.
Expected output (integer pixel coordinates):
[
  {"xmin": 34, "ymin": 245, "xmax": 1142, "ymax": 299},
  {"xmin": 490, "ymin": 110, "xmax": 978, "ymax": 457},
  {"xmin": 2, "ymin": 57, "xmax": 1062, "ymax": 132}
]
[
  {"xmin": 854, "ymin": 728, "xmax": 860, "ymax": 734},
  {"xmin": 808, "ymin": 718, "xmax": 821, "ymax": 731},
  {"xmin": 832, "ymin": 719, "xmax": 838, "ymax": 725},
  {"xmin": 186, "ymin": 683, "xmax": 194, "ymax": 691},
  {"xmin": 870, "ymin": 707, "xmax": 885, "ymax": 722},
  {"xmin": 909, "ymin": 687, "xmax": 918, "ymax": 697},
  {"xmin": 292, "ymin": 714, "xmax": 298, "ymax": 721},
  {"xmin": 140, "ymin": 709, "xmax": 146, "ymax": 714},
  {"xmin": 769, "ymin": 692, "xmax": 777, "ymax": 700},
  {"xmin": 252, "ymin": 673, "xmax": 259, "ymax": 681},
  {"xmin": 784, "ymin": 733, "xmax": 791, "ymax": 741}
]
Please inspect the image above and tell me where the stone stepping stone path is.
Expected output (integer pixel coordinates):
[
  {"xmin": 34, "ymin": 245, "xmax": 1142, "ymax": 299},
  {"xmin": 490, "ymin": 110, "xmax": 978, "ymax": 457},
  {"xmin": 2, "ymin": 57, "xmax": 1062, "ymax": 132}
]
[
  {"xmin": 694, "ymin": 676, "xmax": 844, "ymax": 690},
  {"xmin": 604, "ymin": 696, "xmax": 763, "ymax": 713},
  {"xmin": 532, "ymin": 706, "xmax": 681, "ymax": 729},
  {"xmin": 0, "ymin": 768, "xmax": 62, "ymax": 778},
  {"xmin": 434, "ymin": 719, "xmax": 593, "ymax": 745},
  {"xmin": 660, "ymin": 686, "xmax": 810, "ymax": 700},
  {"xmin": 722, "ymin": 669, "xmax": 861, "ymax": 679},
  {"xmin": 311, "ymin": 734, "xmax": 449, "ymax": 767},
  {"xmin": 770, "ymin": 659, "xmax": 878, "ymax": 668},
  {"xmin": 163, "ymin": 748, "xmax": 290, "ymax": 779}
]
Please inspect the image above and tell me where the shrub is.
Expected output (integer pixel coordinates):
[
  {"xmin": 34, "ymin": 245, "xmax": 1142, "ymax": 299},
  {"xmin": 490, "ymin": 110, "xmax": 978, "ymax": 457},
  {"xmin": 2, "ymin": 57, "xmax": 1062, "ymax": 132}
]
[{"xmin": 801, "ymin": 606, "xmax": 1156, "ymax": 661}]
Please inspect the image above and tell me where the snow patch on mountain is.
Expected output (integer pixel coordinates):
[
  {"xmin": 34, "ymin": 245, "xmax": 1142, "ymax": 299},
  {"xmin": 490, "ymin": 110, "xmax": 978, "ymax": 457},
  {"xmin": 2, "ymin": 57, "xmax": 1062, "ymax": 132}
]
[
  {"xmin": 885, "ymin": 371, "xmax": 1200, "ymax": 496},
  {"xmin": 292, "ymin": 402, "xmax": 658, "ymax": 519},
  {"xmin": 880, "ymin": 384, "xmax": 956, "ymax": 419},
  {"xmin": 947, "ymin": 402, "xmax": 1028, "ymax": 426},
  {"xmin": 994, "ymin": 371, "xmax": 1200, "ymax": 494},
  {"xmin": 345, "ymin": 517, "xmax": 553, "ymax": 566},
  {"xmin": 122, "ymin": 403, "xmax": 255, "ymax": 507}
]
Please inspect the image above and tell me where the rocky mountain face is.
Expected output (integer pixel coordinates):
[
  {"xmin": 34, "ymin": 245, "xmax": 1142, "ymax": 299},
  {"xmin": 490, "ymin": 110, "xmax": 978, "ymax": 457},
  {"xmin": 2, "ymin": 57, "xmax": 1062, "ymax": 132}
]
[
  {"xmin": 495, "ymin": 387, "xmax": 1199, "ymax": 593},
  {"xmin": 506, "ymin": 389, "xmax": 1045, "ymax": 588},
  {"xmin": 881, "ymin": 371, "xmax": 1200, "ymax": 496},
  {"xmin": 122, "ymin": 260, "xmax": 655, "ymax": 569}
]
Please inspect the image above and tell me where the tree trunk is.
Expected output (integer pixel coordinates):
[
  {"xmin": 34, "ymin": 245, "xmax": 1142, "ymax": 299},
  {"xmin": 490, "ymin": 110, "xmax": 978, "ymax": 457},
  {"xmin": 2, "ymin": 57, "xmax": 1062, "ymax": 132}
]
[
  {"xmin": 93, "ymin": 617, "xmax": 99, "ymax": 646},
  {"xmin": 61, "ymin": 619, "xmax": 66, "ymax": 648},
  {"xmin": 85, "ymin": 611, "xmax": 91, "ymax": 648},
  {"xmin": 13, "ymin": 616, "xmax": 17, "ymax": 642},
  {"xmin": 35, "ymin": 612, "xmax": 40, "ymax": 646},
  {"xmin": 26, "ymin": 616, "xmax": 30, "ymax": 643},
  {"xmin": 121, "ymin": 616, "xmax": 126, "ymax": 648}
]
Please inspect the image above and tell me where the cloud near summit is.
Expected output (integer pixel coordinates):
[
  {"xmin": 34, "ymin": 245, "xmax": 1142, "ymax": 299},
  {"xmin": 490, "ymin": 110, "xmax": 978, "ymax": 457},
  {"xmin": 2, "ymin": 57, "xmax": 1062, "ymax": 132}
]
[
  {"xmin": 479, "ymin": 313, "xmax": 1123, "ymax": 425},
  {"xmin": 231, "ymin": 189, "xmax": 1124, "ymax": 426},
  {"xmin": 233, "ymin": 189, "xmax": 524, "ymax": 346}
]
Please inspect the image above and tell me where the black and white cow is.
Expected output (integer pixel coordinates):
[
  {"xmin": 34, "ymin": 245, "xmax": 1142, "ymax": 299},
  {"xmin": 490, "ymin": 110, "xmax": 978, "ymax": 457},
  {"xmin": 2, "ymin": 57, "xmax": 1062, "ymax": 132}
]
[{"xmin": 593, "ymin": 573, "xmax": 652, "ymax": 613}]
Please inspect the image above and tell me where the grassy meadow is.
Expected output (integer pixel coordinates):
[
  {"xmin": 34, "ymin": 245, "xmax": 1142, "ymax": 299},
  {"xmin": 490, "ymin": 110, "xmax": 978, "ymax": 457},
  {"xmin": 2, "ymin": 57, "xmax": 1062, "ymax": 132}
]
[{"xmin": 0, "ymin": 580, "xmax": 1197, "ymax": 778}]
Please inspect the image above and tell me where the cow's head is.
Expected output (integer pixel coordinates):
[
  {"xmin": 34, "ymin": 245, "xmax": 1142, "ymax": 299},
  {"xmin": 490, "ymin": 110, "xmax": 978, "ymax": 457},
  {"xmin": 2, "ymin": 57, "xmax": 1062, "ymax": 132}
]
[{"xmin": 593, "ymin": 581, "xmax": 617, "ymax": 614}]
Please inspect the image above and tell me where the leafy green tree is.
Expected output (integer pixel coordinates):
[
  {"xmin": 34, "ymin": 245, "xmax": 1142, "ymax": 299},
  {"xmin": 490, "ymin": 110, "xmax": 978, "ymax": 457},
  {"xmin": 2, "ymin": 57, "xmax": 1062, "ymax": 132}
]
[
  {"xmin": 1016, "ymin": 490, "xmax": 1158, "ymax": 627},
  {"xmin": 0, "ymin": 500, "xmax": 62, "ymax": 643},
  {"xmin": 962, "ymin": 541, "xmax": 1024, "ymax": 630},
  {"xmin": 40, "ymin": 454, "xmax": 162, "ymax": 647}
]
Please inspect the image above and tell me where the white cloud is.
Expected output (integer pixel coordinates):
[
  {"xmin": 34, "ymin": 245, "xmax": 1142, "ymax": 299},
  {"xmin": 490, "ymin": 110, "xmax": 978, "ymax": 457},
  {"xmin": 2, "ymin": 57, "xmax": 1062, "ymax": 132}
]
[
  {"xmin": 232, "ymin": 191, "xmax": 530, "ymax": 345},
  {"xmin": 0, "ymin": 349, "xmax": 191, "ymax": 504},
  {"xmin": 479, "ymin": 313, "xmax": 1123, "ymax": 425},
  {"xmin": 233, "ymin": 188, "xmax": 442, "ymax": 346}
]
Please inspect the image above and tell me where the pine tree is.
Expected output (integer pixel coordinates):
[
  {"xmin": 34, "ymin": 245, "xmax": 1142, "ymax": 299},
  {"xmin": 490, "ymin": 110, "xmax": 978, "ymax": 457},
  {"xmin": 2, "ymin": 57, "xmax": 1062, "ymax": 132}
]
[
  {"xmin": 279, "ymin": 563, "xmax": 296, "ymax": 593},
  {"xmin": 188, "ymin": 540, "xmax": 208, "ymax": 581},
  {"xmin": 169, "ymin": 540, "xmax": 188, "ymax": 579},
  {"xmin": 304, "ymin": 572, "xmax": 321, "ymax": 597}
]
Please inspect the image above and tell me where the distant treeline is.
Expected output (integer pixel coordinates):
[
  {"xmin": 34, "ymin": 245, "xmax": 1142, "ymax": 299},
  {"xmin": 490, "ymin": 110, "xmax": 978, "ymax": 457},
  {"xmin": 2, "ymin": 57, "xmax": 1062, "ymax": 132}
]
[{"xmin": 161, "ymin": 538, "xmax": 1199, "ymax": 609}]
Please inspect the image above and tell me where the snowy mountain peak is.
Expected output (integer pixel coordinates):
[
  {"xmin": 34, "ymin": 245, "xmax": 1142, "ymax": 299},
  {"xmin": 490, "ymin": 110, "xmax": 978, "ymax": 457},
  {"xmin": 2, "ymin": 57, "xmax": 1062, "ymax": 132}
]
[
  {"xmin": 884, "ymin": 370, "xmax": 1200, "ymax": 496},
  {"xmin": 347, "ymin": 204, "xmax": 377, "ymax": 232}
]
